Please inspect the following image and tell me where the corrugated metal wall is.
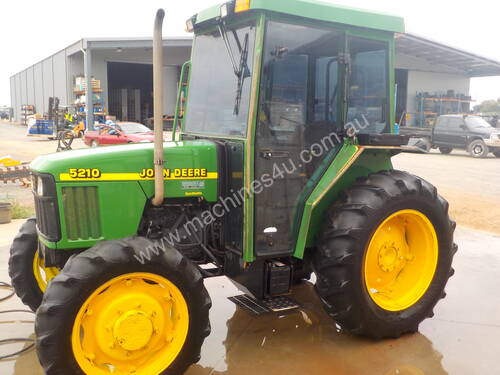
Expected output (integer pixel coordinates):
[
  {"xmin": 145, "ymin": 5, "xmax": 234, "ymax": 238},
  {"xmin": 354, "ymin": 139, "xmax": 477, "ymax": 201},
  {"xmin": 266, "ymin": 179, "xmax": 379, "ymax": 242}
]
[
  {"xmin": 9, "ymin": 51, "xmax": 71, "ymax": 122},
  {"xmin": 33, "ymin": 63, "xmax": 44, "ymax": 118},
  {"xmin": 53, "ymin": 51, "xmax": 67, "ymax": 104}
]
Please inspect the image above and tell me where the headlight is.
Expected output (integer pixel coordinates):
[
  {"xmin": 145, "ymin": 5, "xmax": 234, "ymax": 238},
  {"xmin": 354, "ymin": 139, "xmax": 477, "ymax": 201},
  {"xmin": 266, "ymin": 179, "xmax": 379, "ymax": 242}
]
[
  {"xmin": 491, "ymin": 133, "xmax": 500, "ymax": 141},
  {"xmin": 37, "ymin": 176, "xmax": 44, "ymax": 196}
]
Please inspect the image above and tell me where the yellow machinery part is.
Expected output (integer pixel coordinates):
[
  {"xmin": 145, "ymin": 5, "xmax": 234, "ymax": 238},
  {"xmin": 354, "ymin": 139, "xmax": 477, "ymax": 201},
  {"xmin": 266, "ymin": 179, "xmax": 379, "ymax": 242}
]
[
  {"xmin": 364, "ymin": 209, "xmax": 438, "ymax": 311},
  {"xmin": 72, "ymin": 272, "xmax": 189, "ymax": 375}
]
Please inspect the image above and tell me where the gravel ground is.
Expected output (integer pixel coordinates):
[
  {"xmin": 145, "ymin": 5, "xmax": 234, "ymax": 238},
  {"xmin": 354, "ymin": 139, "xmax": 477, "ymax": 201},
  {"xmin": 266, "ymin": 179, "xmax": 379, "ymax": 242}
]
[{"xmin": 393, "ymin": 149, "xmax": 500, "ymax": 234}]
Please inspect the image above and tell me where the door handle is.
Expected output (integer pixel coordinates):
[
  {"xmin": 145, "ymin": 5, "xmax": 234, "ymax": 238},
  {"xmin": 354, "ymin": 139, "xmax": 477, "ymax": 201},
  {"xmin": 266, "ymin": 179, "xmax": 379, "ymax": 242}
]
[{"xmin": 259, "ymin": 150, "xmax": 290, "ymax": 159}]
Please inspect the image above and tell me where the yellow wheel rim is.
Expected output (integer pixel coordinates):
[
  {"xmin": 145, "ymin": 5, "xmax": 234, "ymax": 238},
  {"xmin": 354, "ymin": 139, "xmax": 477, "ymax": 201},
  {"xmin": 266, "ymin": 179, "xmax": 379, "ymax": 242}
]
[
  {"xmin": 32, "ymin": 250, "xmax": 59, "ymax": 292},
  {"xmin": 72, "ymin": 272, "xmax": 189, "ymax": 375},
  {"xmin": 364, "ymin": 209, "xmax": 438, "ymax": 311}
]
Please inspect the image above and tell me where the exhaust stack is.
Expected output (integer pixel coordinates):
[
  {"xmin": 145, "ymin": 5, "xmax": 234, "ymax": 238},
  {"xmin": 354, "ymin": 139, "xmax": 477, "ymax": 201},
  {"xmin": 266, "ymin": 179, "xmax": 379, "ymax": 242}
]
[{"xmin": 152, "ymin": 9, "xmax": 165, "ymax": 207}]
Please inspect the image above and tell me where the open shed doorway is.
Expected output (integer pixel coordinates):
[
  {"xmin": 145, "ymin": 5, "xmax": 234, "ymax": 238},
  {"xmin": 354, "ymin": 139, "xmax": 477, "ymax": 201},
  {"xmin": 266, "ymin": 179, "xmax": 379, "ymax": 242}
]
[{"xmin": 107, "ymin": 62, "xmax": 153, "ymax": 125}]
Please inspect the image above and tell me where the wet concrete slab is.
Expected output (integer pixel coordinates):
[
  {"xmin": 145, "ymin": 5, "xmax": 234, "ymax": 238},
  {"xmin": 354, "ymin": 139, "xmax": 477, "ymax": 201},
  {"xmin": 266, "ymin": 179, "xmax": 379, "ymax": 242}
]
[{"xmin": 0, "ymin": 221, "xmax": 499, "ymax": 375}]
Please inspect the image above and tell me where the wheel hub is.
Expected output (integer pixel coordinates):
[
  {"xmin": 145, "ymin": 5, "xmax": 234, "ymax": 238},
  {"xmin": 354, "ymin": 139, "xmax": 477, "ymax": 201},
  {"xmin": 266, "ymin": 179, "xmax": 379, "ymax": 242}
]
[
  {"xmin": 113, "ymin": 310, "xmax": 154, "ymax": 351},
  {"xmin": 377, "ymin": 243, "xmax": 403, "ymax": 272}
]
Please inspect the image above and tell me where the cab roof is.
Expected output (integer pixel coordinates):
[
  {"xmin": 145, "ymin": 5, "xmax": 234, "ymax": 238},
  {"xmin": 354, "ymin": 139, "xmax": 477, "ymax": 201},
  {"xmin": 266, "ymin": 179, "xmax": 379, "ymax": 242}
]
[{"xmin": 195, "ymin": 0, "xmax": 405, "ymax": 34}]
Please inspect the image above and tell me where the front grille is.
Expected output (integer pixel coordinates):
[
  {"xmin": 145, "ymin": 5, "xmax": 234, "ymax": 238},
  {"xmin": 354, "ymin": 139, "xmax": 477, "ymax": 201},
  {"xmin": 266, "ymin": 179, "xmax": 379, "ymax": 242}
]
[
  {"xmin": 33, "ymin": 173, "xmax": 61, "ymax": 242},
  {"xmin": 62, "ymin": 186, "xmax": 101, "ymax": 240}
]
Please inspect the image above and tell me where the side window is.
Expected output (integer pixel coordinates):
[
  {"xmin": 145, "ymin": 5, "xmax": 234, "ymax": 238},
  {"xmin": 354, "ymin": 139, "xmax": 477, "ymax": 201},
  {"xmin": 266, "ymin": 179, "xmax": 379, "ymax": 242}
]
[
  {"xmin": 448, "ymin": 118, "xmax": 465, "ymax": 131},
  {"xmin": 347, "ymin": 37, "xmax": 389, "ymax": 134},
  {"xmin": 436, "ymin": 117, "xmax": 448, "ymax": 130},
  {"xmin": 99, "ymin": 127, "xmax": 109, "ymax": 135},
  {"xmin": 257, "ymin": 21, "xmax": 343, "ymax": 151}
]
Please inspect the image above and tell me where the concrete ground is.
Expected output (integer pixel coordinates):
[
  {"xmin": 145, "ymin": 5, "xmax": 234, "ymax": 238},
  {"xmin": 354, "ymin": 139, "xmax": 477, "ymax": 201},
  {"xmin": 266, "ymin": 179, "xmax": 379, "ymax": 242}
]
[{"xmin": 0, "ymin": 220, "xmax": 499, "ymax": 375}]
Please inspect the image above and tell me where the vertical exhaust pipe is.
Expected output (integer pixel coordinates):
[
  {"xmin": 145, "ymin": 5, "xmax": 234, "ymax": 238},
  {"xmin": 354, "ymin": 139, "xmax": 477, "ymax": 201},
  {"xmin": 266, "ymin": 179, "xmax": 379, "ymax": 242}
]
[{"xmin": 152, "ymin": 9, "xmax": 165, "ymax": 207}]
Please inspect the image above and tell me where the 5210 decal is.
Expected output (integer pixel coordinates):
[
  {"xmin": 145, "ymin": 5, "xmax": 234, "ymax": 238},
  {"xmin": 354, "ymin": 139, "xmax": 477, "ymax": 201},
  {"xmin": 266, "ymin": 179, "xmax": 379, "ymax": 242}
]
[{"xmin": 68, "ymin": 168, "xmax": 102, "ymax": 179}]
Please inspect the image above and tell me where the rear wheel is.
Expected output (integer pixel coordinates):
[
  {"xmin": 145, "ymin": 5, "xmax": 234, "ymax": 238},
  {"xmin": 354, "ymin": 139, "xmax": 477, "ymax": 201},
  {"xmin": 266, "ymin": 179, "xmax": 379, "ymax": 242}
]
[
  {"xmin": 9, "ymin": 217, "xmax": 59, "ymax": 311},
  {"xmin": 468, "ymin": 139, "xmax": 489, "ymax": 158},
  {"xmin": 35, "ymin": 237, "xmax": 211, "ymax": 375},
  {"xmin": 438, "ymin": 147, "xmax": 452, "ymax": 154},
  {"xmin": 313, "ymin": 170, "xmax": 457, "ymax": 339}
]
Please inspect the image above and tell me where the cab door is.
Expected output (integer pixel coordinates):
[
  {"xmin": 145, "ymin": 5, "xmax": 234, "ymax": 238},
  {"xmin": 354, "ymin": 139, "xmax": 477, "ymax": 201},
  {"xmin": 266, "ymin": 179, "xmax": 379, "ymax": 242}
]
[
  {"xmin": 253, "ymin": 21, "xmax": 344, "ymax": 258},
  {"xmin": 447, "ymin": 117, "xmax": 468, "ymax": 147}
]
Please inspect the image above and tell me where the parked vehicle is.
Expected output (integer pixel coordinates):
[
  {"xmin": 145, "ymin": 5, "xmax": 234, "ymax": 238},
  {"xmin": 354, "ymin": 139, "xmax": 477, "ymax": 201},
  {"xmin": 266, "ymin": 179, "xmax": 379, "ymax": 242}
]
[
  {"xmin": 84, "ymin": 121, "xmax": 154, "ymax": 147},
  {"xmin": 401, "ymin": 114, "xmax": 500, "ymax": 158}
]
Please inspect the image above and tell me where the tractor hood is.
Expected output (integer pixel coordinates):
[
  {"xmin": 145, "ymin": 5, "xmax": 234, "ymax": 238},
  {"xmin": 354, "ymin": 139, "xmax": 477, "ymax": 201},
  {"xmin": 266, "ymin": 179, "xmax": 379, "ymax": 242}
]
[{"xmin": 30, "ymin": 140, "xmax": 219, "ymax": 202}]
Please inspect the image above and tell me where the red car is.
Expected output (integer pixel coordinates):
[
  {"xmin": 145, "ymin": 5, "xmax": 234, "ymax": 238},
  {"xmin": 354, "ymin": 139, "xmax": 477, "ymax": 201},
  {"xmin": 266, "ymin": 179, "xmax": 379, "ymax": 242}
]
[{"xmin": 84, "ymin": 122, "xmax": 154, "ymax": 147}]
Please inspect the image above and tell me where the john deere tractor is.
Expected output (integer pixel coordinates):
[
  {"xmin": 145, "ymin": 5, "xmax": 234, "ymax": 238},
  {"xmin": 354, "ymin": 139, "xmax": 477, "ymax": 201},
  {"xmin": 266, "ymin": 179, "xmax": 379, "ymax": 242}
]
[{"xmin": 9, "ymin": 1, "xmax": 457, "ymax": 374}]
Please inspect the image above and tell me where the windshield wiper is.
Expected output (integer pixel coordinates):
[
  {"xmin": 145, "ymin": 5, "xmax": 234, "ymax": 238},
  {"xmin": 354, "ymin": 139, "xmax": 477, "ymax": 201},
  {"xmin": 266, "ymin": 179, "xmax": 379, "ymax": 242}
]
[
  {"xmin": 234, "ymin": 33, "xmax": 250, "ymax": 115},
  {"xmin": 217, "ymin": 21, "xmax": 250, "ymax": 115}
]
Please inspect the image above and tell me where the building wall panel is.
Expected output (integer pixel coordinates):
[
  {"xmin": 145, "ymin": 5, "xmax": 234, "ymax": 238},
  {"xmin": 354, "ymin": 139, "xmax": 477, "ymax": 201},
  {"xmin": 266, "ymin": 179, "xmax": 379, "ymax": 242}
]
[
  {"xmin": 19, "ymin": 70, "xmax": 28, "ymax": 109},
  {"xmin": 34, "ymin": 63, "xmax": 44, "ymax": 115},
  {"xmin": 10, "ymin": 76, "xmax": 16, "ymax": 120},
  {"xmin": 53, "ymin": 50, "xmax": 68, "ymax": 106},
  {"xmin": 26, "ymin": 67, "xmax": 35, "ymax": 105},
  {"xmin": 15, "ymin": 74, "xmax": 22, "ymax": 121},
  {"xmin": 42, "ymin": 58, "xmax": 54, "ymax": 113}
]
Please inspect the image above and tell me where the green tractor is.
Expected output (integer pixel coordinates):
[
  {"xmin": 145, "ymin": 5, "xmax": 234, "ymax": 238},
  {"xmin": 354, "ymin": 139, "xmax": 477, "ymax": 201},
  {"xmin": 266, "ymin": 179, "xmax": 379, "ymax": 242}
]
[{"xmin": 9, "ymin": 1, "xmax": 457, "ymax": 374}]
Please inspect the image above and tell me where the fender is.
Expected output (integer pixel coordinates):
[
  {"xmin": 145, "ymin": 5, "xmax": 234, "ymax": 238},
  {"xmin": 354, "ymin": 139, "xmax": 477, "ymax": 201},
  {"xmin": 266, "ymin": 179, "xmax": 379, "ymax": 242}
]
[{"xmin": 293, "ymin": 144, "xmax": 396, "ymax": 258}]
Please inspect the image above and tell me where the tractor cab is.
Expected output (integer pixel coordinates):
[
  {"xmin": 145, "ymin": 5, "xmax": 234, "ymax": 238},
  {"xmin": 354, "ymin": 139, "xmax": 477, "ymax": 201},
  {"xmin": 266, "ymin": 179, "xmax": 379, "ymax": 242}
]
[{"xmin": 178, "ymin": 0, "xmax": 405, "ymax": 264}]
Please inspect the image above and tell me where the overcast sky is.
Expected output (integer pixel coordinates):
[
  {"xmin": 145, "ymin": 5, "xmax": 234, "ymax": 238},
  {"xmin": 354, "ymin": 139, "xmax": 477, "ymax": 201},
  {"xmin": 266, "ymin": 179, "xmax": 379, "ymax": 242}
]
[{"xmin": 1, "ymin": 0, "xmax": 499, "ymax": 106}]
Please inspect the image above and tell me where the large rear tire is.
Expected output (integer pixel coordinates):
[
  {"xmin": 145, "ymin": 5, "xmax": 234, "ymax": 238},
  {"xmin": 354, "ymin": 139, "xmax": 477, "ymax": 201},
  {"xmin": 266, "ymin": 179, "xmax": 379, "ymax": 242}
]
[
  {"xmin": 9, "ymin": 217, "xmax": 58, "ymax": 312},
  {"xmin": 313, "ymin": 170, "xmax": 457, "ymax": 339},
  {"xmin": 35, "ymin": 237, "xmax": 211, "ymax": 375}
]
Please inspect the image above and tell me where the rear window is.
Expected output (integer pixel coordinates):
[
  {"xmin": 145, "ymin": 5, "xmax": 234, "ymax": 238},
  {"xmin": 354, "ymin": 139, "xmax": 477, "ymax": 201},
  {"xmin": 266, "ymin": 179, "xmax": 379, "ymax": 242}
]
[
  {"xmin": 448, "ymin": 118, "xmax": 465, "ymax": 130},
  {"xmin": 435, "ymin": 117, "xmax": 449, "ymax": 129}
]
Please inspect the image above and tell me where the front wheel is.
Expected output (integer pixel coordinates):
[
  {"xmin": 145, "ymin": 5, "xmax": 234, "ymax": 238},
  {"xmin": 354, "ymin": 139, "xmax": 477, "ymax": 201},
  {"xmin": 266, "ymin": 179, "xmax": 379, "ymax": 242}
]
[
  {"xmin": 494, "ymin": 150, "xmax": 500, "ymax": 158},
  {"xmin": 90, "ymin": 140, "xmax": 99, "ymax": 147},
  {"xmin": 8, "ymin": 217, "xmax": 59, "ymax": 311},
  {"xmin": 468, "ymin": 139, "xmax": 489, "ymax": 158},
  {"xmin": 35, "ymin": 237, "xmax": 211, "ymax": 375},
  {"xmin": 438, "ymin": 147, "xmax": 453, "ymax": 154},
  {"xmin": 313, "ymin": 170, "xmax": 457, "ymax": 339}
]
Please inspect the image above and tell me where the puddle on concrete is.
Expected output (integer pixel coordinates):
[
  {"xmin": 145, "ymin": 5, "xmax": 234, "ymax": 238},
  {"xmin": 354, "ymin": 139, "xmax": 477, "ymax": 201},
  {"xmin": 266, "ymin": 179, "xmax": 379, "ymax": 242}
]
[{"xmin": 186, "ymin": 278, "xmax": 448, "ymax": 375}]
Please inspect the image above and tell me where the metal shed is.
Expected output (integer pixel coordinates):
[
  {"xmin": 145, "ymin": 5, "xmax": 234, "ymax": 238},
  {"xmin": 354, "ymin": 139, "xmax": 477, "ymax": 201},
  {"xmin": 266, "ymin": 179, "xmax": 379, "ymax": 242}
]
[{"xmin": 10, "ymin": 33, "xmax": 500, "ymax": 128}]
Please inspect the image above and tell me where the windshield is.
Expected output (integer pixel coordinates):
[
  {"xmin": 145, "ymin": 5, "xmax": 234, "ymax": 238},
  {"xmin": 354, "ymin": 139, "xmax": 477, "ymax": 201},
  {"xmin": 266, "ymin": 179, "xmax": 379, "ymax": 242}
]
[
  {"xmin": 184, "ymin": 22, "xmax": 256, "ymax": 137},
  {"xmin": 465, "ymin": 117, "xmax": 493, "ymax": 129},
  {"xmin": 118, "ymin": 123, "xmax": 151, "ymax": 134}
]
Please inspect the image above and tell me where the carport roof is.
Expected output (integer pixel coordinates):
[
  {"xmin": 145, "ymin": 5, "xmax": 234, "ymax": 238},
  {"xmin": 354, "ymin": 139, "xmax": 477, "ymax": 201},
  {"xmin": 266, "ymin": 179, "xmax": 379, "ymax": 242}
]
[{"xmin": 396, "ymin": 33, "xmax": 500, "ymax": 77}]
